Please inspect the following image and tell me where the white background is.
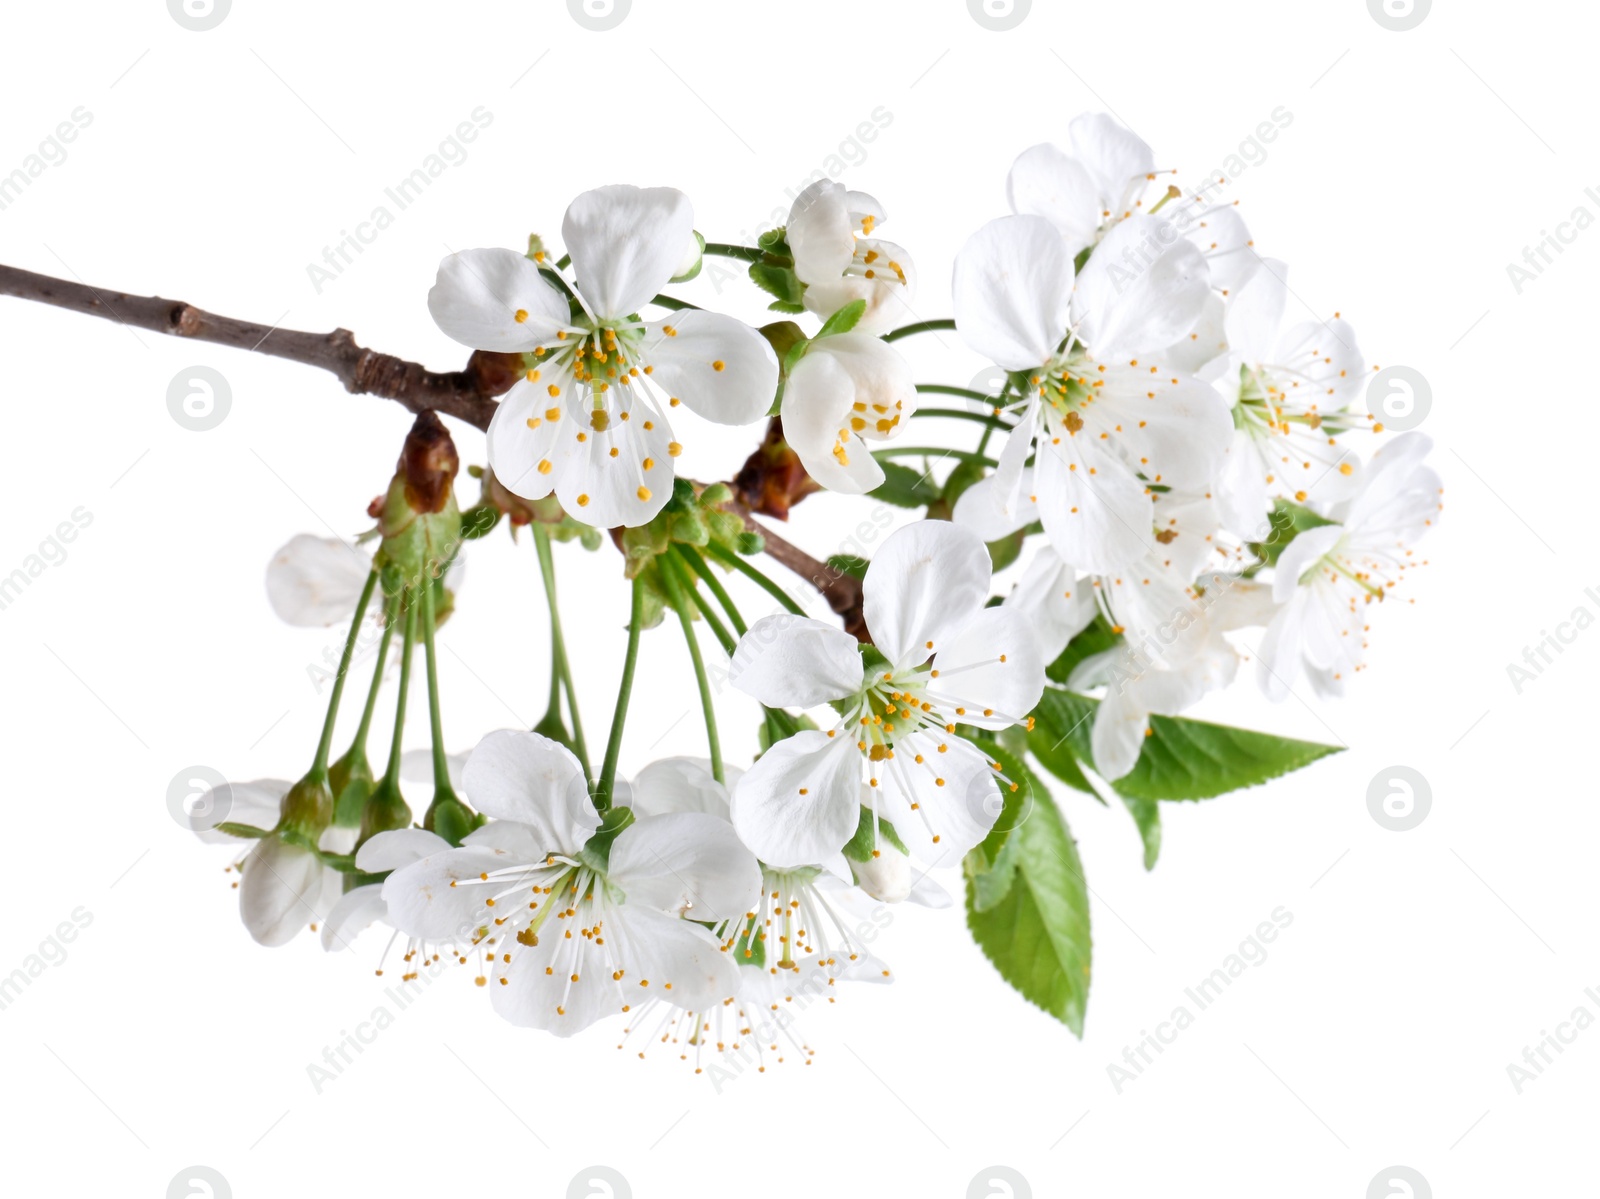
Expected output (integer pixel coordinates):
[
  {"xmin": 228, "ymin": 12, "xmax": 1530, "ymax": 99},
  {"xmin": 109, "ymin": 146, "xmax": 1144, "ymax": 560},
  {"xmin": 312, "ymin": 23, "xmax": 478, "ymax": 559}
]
[{"xmin": 0, "ymin": 1, "xmax": 1593, "ymax": 1196}]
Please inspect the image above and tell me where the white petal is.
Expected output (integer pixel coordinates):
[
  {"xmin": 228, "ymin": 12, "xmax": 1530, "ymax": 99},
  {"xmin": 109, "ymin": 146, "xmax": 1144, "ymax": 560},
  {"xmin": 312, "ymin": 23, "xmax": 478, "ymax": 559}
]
[
  {"xmin": 782, "ymin": 348, "xmax": 885, "ymax": 494},
  {"xmin": 1007, "ymin": 143, "xmax": 1100, "ymax": 252},
  {"xmin": 1255, "ymin": 590, "xmax": 1310, "ymax": 701},
  {"xmin": 952, "ymin": 471, "xmax": 1038, "ymax": 542},
  {"xmin": 191, "ymin": 778, "xmax": 287, "ymax": 843},
  {"xmin": 1091, "ymin": 367, "xmax": 1234, "ymax": 488},
  {"xmin": 608, "ymin": 812, "xmax": 762, "ymax": 924},
  {"xmin": 428, "ymin": 248, "xmax": 569, "ymax": 352},
  {"xmin": 1090, "ymin": 688, "xmax": 1149, "ymax": 781},
  {"xmin": 550, "ymin": 396, "xmax": 675, "ymax": 528},
  {"xmin": 485, "ymin": 374, "xmax": 573, "ymax": 501},
  {"xmin": 929, "ymin": 606, "xmax": 1045, "ymax": 730},
  {"xmin": 628, "ymin": 758, "xmax": 734, "ymax": 821},
  {"xmin": 354, "ymin": 827, "xmax": 452, "ymax": 873},
  {"xmin": 863, "ymin": 521, "xmax": 992, "ymax": 666},
  {"xmin": 1157, "ymin": 291, "xmax": 1230, "ymax": 375},
  {"xmin": 906, "ymin": 871, "xmax": 954, "ymax": 908},
  {"xmin": 239, "ymin": 838, "xmax": 330, "ymax": 947},
  {"xmin": 1184, "ymin": 203, "xmax": 1258, "ymax": 295},
  {"xmin": 381, "ymin": 845, "xmax": 510, "ymax": 942},
  {"xmin": 320, "ymin": 884, "xmax": 389, "ymax": 952},
  {"xmin": 1274, "ymin": 524, "xmax": 1346, "ymax": 601},
  {"xmin": 400, "ymin": 749, "xmax": 470, "ymax": 793},
  {"xmin": 641, "ymin": 310, "xmax": 778, "ymax": 426},
  {"xmin": 803, "ymin": 239, "xmax": 919, "ymax": 336},
  {"xmin": 868, "ymin": 733, "xmax": 996, "ymax": 868},
  {"xmin": 1073, "ymin": 215, "xmax": 1210, "ymax": 360},
  {"xmin": 953, "ymin": 216, "xmax": 1074, "ymax": 371},
  {"xmin": 1225, "ymin": 258, "xmax": 1289, "ymax": 363},
  {"xmin": 460, "ymin": 730, "xmax": 599, "ymax": 853},
  {"xmin": 730, "ymin": 731, "xmax": 863, "ymax": 868},
  {"xmin": 1032, "ymin": 431, "xmax": 1153, "ymax": 573},
  {"xmin": 1008, "ymin": 547, "xmax": 1095, "ymax": 662},
  {"xmin": 563, "ymin": 185, "xmax": 694, "ymax": 319},
  {"xmin": 787, "ymin": 179, "xmax": 855, "ymax": 283},
  {"xmin": 1069, "ymin": 112, "xmax": 1156, "ymax": 210},
  {"xmin": 729, "ymin": 613, "xmax": 864, "ymax": 708},
  {"xmin": 265, "ymin": 536, "xmax": 372, "ymax": 628}
]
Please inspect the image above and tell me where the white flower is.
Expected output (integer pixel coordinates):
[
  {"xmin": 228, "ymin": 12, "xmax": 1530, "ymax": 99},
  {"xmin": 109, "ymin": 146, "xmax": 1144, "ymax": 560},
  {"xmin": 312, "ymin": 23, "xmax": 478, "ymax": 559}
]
[
  {"xmin": 612, "ymin": 761, "xmax": 897, "ymax": 1071},
  {"xmin": 787, "ymin": 180, "xmax": 917, "ymax": 334},
  {"xmin": 319, "ymin": 828, "xmax": 493, "ymax": 982},
  {"xmin": 1213, "ymin": 260, "xmax": 1369, "ymax": 538},
  {"xmin": 1006, "ymin": 112, "xmax": 1257, "ymax": 293},
  {"xmin": 728, "ymin": 522, "xmax": 1045, "ymax": 869},
  {"xmin": 428, "ymin": 185, "xmax": 779, "ymax": 528},
  {"xmin": 192, "ymin": 777, "xmax": 355, "ymax": 947},
  {"xmin": 265, "ymin": 535, "xmax": 373, "ymax": 627},
  {"xmin": 1257, "ymin": 432, "xmax": 1442, "ymax": 700},
  {"xmin": 952, "ymin": 213, "xmax": 1233, "ymax": 573},
  {"xmin": 781, "ymin": 332, "xmax": 917, "ymax": 494},
  {"xmin": 380, "ymin": 731, "xmax": 761, "ymax": 1036}
]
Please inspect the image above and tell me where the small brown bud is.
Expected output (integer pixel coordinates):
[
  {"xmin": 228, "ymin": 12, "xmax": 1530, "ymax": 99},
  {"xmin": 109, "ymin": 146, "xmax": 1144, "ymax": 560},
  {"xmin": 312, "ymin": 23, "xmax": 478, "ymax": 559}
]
[{"xmin": 399, "ymin": 411, "xmax": 459, "ymax": 515}]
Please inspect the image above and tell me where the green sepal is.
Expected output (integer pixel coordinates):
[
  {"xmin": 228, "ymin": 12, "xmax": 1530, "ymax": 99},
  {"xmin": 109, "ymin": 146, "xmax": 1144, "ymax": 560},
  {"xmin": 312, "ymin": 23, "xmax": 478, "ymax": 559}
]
[
  {"xmin": 1249, "ymin": 499, "xmax": 1337, "ymax": 569},
  {"xmin": 577, "ymin": 805, "xmax": 637, "ymax": 874},
  {"xmin": 816, "ymin": 299, "xmax": 867, "ymax": 339},
  {"xmin": 841, "ymin": 805, "xmax": 909, "ymax": 863}
]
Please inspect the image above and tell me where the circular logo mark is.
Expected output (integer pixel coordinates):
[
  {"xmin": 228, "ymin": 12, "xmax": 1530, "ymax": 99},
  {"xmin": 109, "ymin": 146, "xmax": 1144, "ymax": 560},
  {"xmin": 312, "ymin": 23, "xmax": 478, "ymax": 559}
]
[
  {"xmin": 1367, "ymin": 0, "xmax": 1430, "ymax": 31},
  {"xmin": 167, "ymin": 1166, "xmax": 232, "ymax": 1199},
  {"xmin": 167, "ymin": 0, "xmax": 231, "ymax": 32},
  {"xmin": 967, "ymin": 365, "xmax": 1009, "ymax": 415},
  {"xmin": 968, "ymin": 1165, "xmax": 1032, "ymax": 1199},
  {"xmin": 1367, "ymin": 766, "xmax": 1431, "ymax": 832},
  {"xmin": 567, "ymin": 1165, "xmax": 631, "ymax": 1199},
  {"xmin": 1365, "ymin": 365, "xmax": 1431, "ymax": 431},
  {"xmin": 1367, "ymin": 1165, "xmax": 1432, "ymax": 1199},
  {"xmin": 567, "ymin": 0, "xmax": 631, "ymax": 30},
  {"xmin": 168, "ymin": 766, "xmax": 232, "ymax": 832},
  {"xmin": 167, "ymin": 366, "xmax": 232, "ymax": 431},
  {"xmin": 967, "ymin": 0, "xmax": 1031, "ymax": 30}
]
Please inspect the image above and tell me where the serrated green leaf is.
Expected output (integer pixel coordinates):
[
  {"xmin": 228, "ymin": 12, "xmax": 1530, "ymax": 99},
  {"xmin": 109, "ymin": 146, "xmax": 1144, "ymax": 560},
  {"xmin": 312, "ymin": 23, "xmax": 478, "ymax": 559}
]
[
  {"xmin": 868, "ymin": 460, "xmax": 941, "ymax": 509},
  {"xmin": 816, "ymin": 298, "xmax": 868, "ymax": 339},
  {"xmin": 749, "ymin": 261, "xmax": 805, "ymax": 307},
  {"xmin": 965, "ymin": 789, "xmax": 1092, "ymax": 1036},
  {"xmin": 1115, "ymin": 710, "xmax": 1343, "ymax": 801}
]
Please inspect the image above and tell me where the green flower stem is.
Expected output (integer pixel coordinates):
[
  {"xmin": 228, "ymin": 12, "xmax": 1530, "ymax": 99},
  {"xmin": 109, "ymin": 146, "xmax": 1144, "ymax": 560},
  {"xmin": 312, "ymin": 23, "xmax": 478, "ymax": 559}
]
[
  {"xmin": 909, "ymin": 405, "xmax": 1013, "ymax": 432},
  {"xmin": 595, "ymin": 575, "xmax": 646, "ymax": 811},
  {"xmin": 381, "ymin": 598, "xmax": 419, "ymax": 792},
  {"xmin": 873, "ymin": 446, "xmax": 998, "ymax": 468},
  {"xmin": 676, "ymin": 545, "xmax": 747, "ymax": 636},
  {"xmin": 881, "ymin": 318, "xmax": 957, "ymax": 343},
  {"xmin": 311, "ymin": 569, "xmax": 379, "ymax": 779},
  {"xmin": 702, "ymin": 242, "xmax": 765, "ymax": 262},
  {"xmin": 668, "ymin": 548, "xmax": 736, "ymax": 654},
  {"xmin": 915, "ymin": 384, "xmax": 993, "ymax": 404},
  {"xmin": 660, "ymin": 554, "xmax": 724, "ymax": 784},
  {"xmin": 533, "ymin": 523, "xmax": 590, "ymax": 776},
  {"xmin": 345, "ymin": 592, "xmax": 399, "ymax": 769},
  {"xmin": 419, "ymin": 575, "xmax": 458, "ymax": 803},
  {"xmin": 703, "ymin": 540, "xmax": 806, "ymax": 617}
]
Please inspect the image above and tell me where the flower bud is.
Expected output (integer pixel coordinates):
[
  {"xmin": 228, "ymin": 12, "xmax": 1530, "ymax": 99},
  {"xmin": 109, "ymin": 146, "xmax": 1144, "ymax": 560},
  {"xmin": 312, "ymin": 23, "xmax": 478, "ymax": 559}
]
[
  {"xmin": 279, "ymin": 773, "xmax": 334, "ymax": 840},
  {"xmin": 851, "ymin": 845, "xmax": 911, "ymax": 904},
  {"xmin": 376, "ymin": 412, "xmax": 464, "ymax": 582}
]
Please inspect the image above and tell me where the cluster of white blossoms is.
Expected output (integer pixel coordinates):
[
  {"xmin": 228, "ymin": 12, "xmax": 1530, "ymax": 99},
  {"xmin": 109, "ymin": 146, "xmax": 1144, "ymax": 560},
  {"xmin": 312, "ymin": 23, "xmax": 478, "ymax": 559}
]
[{"xmin": 196, "ymin": 113, "xmax": 1442, "ymax": 1061}]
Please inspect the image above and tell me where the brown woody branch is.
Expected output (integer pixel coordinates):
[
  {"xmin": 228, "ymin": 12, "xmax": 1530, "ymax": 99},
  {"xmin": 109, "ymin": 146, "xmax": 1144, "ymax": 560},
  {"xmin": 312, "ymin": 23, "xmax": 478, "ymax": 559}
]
[{"xmin": 0, "ymin": 260, "xmax": 862, "ymax": 625}]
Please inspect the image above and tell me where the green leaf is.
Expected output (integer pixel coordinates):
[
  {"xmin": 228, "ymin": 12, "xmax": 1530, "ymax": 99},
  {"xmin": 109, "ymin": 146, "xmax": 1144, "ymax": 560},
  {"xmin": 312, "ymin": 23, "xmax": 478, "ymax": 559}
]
[
  {"xmin": 749, "ymin": 261, "xmax": 805, "ymax": 308},
  {"xmin": 1115, "ymin": 710, "xmax": 1343, "ymax": 801},
  {"xmin": 1045, "ymin": 617, "xmax": 1123, "ymax": 686},
  {"xmin": 963, "ymin": 744, "xmax": 1035, "ymax": 911},
  {"xmin": 965, "ymin": 786, "xmax": 1092, "ymax": 1036},
  {"xmin": 868, "ymin": 461, "xmax": 941, "ymax": 509},
  {"xmin": 841, "ymin": 805, "xmax": 908, "ymax": 863},
  {"xmin": 1249, "ymin": 498, "xmax": 1337, "ymax": 568},
  {"xmin": 1120, "ymin": 792, "xmax": 1162, "ymax": 871},
  {"xmin": 816, "ymin": 298, "xmax": 868, "ymax": 339},
  {"xmin": 826, "ymin": 553, "xmax": 869, "ymax": 582}
]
